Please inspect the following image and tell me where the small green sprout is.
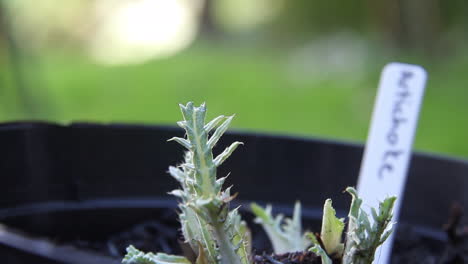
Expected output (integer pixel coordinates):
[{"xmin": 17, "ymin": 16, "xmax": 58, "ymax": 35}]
[
  {"xmin": 250, "ymin": 202, "xmax": 310, "ymax": 254},
  {"xmin": 252, "ymin": 188, "xmax": 396, "ymax": 264},
  {"xmin": 307, "ymin": 233, "xmax": 332, "ymax": 264},
  {"xmin": 123, "ymin": 245, "xmax": 191, "ymax": 264},
  {"xmin": 320, "ymin": 199, "xmax": 345, "ymax": 257},
  {"xmin": 305, "ymin": 199, "xmax": 344, "ymax": 264},
  {"xmin": 342, "ymin": 187, "xmax": 396, "ymax": 264}
]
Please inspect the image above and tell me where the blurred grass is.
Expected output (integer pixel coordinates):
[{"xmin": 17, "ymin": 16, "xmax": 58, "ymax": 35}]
[{"xmin": 1, "ymin": 43, "xmax": 467, "ymax": 158}]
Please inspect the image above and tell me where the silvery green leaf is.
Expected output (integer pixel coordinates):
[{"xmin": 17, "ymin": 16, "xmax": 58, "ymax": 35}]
[
  {"xmin": 371, "ymin": 207, "xmax": 379, "ymax": 222},
  {"xmin": 168, "ymin": 137, "xmax": 192, "ymax": 150},
  {"xmin": 342, "ymin": 187, "xmax": 397, "ymax": 264},
  {"xmin": 215, "ymin": 175, "xmax": 229, "ymax": 191},
  {"xmin": 181, "ymin": 163, "xmax": 195, "ymax": 171},
  {"xmin": 207, "ymin": 116, "xmax": 234, "ymax": 149},
  {"xmin": 181, "ymin": 207, "xmax": 218, "ymax": 263},
  {"xmin": 168, "ymin": 166, "xmax": 186, "ymax": 183},
  {"xmin": 346, "ymin": 187, "xmax": 362, "ymax": 219},
  {"xmin": 214, "ymin": 142, "xmax": 243, "ymax": 167},
  {"xmin": 379, "ymin": 228, "xmax": 393, "ymax": 246},
  {"xmin": 306, "ymin": 233, "xmax": 331, "ymax": 264},
  {"xmin": 225, "ymin": 209, "xmax": 251, "ymax": 264},
  {"xmin": 220, "ymin": 186, "xmax": 233, "ymax": 201},
  {"xmin": 179, "ymin": 102, "xmax": 193, "ymax": 122},
  {"xmin": 168, "ymin": 189, "xmax": 186, "ymax": 199},
  {"xmin": 309, "ymin": 244, "xmax": 332, "ymax": 264},
  {"xmin": 154, "ymin": 103, "xmax": 247, "ymax": 264},
  {"xmin": 251, "ymin": 202, "xmax": 308, "ymax": 254},
  {"xmin": 204, "ymin": 115, "xmax": 225, "ymax": 133},
  {"xmin": 177, "ymin": 121, "xmax": 187, "ymax": 129},
  {"xmin": 194, "ymin": 104, "xmax": 207, "ymax": 129},
  {"xmin": 123, "ymin": 246, "xmax": 190, "ymax": 264},
  {"xmin": 150, "ymin": 254, "xmax": 191, "ymax": 264}
]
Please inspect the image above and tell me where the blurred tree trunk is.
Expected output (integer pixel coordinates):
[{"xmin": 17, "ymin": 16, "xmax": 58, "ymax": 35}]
[
  {"xmin": 370, "ymin": 0, "xmax": 441, "ymax": 55},
  {"xmin": 199, "ymin": 0, "xmax": 219, "ymax": 36},
  {"xmin": 0, "ymin": 4, "xmax": 37, "ymax": 117}
]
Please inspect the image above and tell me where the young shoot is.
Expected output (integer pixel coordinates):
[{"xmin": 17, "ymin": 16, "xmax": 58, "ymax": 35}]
[
  {"xmin": 250, "ymin": 202, "xmax": 310, "ymax": 254},
  {"xmin": 123, "ymin": 102, "xmax": 249, "ymax": 264},
  {"xmin": 253, "ymin": 188, "xmax": 396, "ymax": 264}
]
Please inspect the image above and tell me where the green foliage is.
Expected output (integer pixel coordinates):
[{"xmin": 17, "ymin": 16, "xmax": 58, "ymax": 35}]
[
  {"xmin": 305, "ymin": 199, "xmax": 345, "ymax": 264},
  {"xmin": 305, "ymin": 188, "xmax": 396, "ymax": 264},
  {"xmin": 342, "ymin": 187, "xmax": 396, "ymax": 264},
  {"xmin": 123, "ymin": 102, "xmax": 397, "ymax": 264},
  {"xmin": 124, "ymin": 102, "xmax": 249, "ymax": 264},
  {"xmin": 306, "ymin": 233, "xmax": 332, "ymax": 264},
  {"xmin": 123, "ymin": 246, "xmax": 190, "ymax": 264},
  {"xmin": 254, "ymin": 188, "xmax": 396, "ymax": 264},
  {"xmin": 250, "ymin": 201, "xmax": 310, "ymax": 254},
  {"xmin": 320, "ymin": 199, "xmax": 345, "ymax": 256}
]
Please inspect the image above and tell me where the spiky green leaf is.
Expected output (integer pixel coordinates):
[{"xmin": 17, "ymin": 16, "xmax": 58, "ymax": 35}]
[
  {"xmin": 342, "ymin": 187, "xmax": 397, "ymax": 264},
  {"xmin": 207, "ymin": 116, "xmax": 234, "ymax": 149},
  {"xmin": 320, "ymin": 199, "xmax": 344, "ymax": 256},
  {"xmin": 251, "ymin": 202, "xmax": 309, "ymax": 254},
  {"xmin": 123, "ymin": 246, "xmax": 190, "ymax": 264},
  {"xmin": 165, "ymin": 102, "xmax": 245, "ymax": 264},
  {"xmin": 168, "ymin": 137, "xmax": 192, "ymax": 150},
  {"xmin": 204, "ymin": 115, "xmax": 225, "ymax": 133},
  {"xmin": 213, "ymin": 141, "xmax": 243, "ymax": 167}
]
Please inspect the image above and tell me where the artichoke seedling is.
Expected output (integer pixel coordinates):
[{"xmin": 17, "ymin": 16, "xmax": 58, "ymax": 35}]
[
  {"xmin": 123, "ymin": 102, "xmax": 397, "ymax": 264},
  {"xmin": 250, "ymin": 202, "xmax": 310, "ymax": 254},
  {"xmin": 341, "ymin": 187, "xmax": 396, "ymax": 264},
  {"xmin": 252, "ymin": 188, "xmax": 396, "ymax": 264},
  {"xmin": 123, "ymin": 102, "xmax": 248, "ymax": 264}
]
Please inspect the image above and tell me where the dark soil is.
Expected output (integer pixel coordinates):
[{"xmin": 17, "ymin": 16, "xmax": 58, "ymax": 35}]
[
  {"xmin": 391, "ymin": 203, "xmax": 468, "ymax": 264},
  {"xmin": 63, "ymin": 206, "xmax": 468, "ymax": 264},
  {"xmin": 252, "ymin": 252, "xmax": 321, "ymax": 264}
]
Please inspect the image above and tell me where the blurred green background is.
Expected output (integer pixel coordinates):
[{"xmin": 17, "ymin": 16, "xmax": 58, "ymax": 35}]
[{"xmin": 0, "ymin": 0, "xmax": 467, "ymax": 158}]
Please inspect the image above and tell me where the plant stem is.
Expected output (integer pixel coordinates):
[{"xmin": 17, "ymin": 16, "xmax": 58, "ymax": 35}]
[{"xmin": 211, "ymin": 219, "xmax": 243, "ymax": 264}]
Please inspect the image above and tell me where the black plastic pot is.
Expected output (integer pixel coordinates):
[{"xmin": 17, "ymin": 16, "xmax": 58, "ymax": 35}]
[{"xmin": 0, "ymin": 122, "xmax": 467, "ymax": 263}]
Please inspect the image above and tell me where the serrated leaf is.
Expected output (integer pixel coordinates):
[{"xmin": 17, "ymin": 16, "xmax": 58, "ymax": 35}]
[
  {"xmin": 371, "ymin": 207, "xmax": 378, "ymax": 222},
  {"xmin": 345, "ymin": 187, "xmax": 362, "ymax": 219},
  {"xmin": 177, "ymin": 121, "xmax": 187, "ymax": 129},
  {"xmin": 181, "ymin": 163, "xmax": 195, "ymax": 171},
  {"xmin": 168, "ymin": 189, "xmax": 186, "ymax": 199},
  {"xmin": 123, "ymin": 246, "xmax": 190, "ymax": 264},
  {"xmin": 179, "ymin": 102, "xmax": 193, "ymax": 122},
  {"xmin": 309, "ymin": 244, "xmax": 332, "ymax": 264},
  {"xmin": 251, "ymin": 202, "xmax": 308, "ymax": 254},
  {"xmin": 239, "ymin": 220, "xmax": 252, "ymax": 259},
  {"xmin": 226, "ymin": 210, "xmax": 251, "ymax": 264},
  {"xmin": 320, "ymin": 199, "xmax": 344, "ymax": 256},
  {"xmin": 214, "ymin": 141, "xmax": 243, "ymax": 167},
  {"xmin": 379, "ymin": 228, "xmax": 393, "ymax": 246},
  {"xmin": 342, "ymin": 188, "xmax": 397, "ymax": 264},
  {"xmin": 168, "ymin": 166, "xmax": 186, "ymax": 183},
  {"xmin": 204, "ymin": 115, "xmax": 225, "ymax": 133},
  {"xmin": 168, "ymin": 137, "xmax": 192, "ymax": 150},
  {"xmin": 207, "ymin": 116, "xmax": 234, "ymax": 149},
  {"xmin": 157, "ymin": 103, "xmax": 247, "ymax": 264},
  {"xmin": 181, "ymin": 207, "xmax": 218, "ymax": 263},
  {"xmin": 215, "ymin": 175, "xmax": 229, "ymax": 190},
  {"xmin": 151, "ymin": 254, "xmax": 191, "ymax": 264},
  {"xmin": 305, "ymin": 231, "xmax": 317, "ymax": 243}
]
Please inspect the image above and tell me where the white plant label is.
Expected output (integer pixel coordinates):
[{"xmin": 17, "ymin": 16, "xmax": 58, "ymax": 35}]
[{"xmin": 356, "ymin": 63, "xmax": 427, "ymax": 264}]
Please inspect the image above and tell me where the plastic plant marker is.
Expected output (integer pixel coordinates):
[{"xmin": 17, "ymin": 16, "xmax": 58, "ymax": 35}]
[{"xmin": 356, "ymin": 63, "xmax": 427, "ymax": 264}]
